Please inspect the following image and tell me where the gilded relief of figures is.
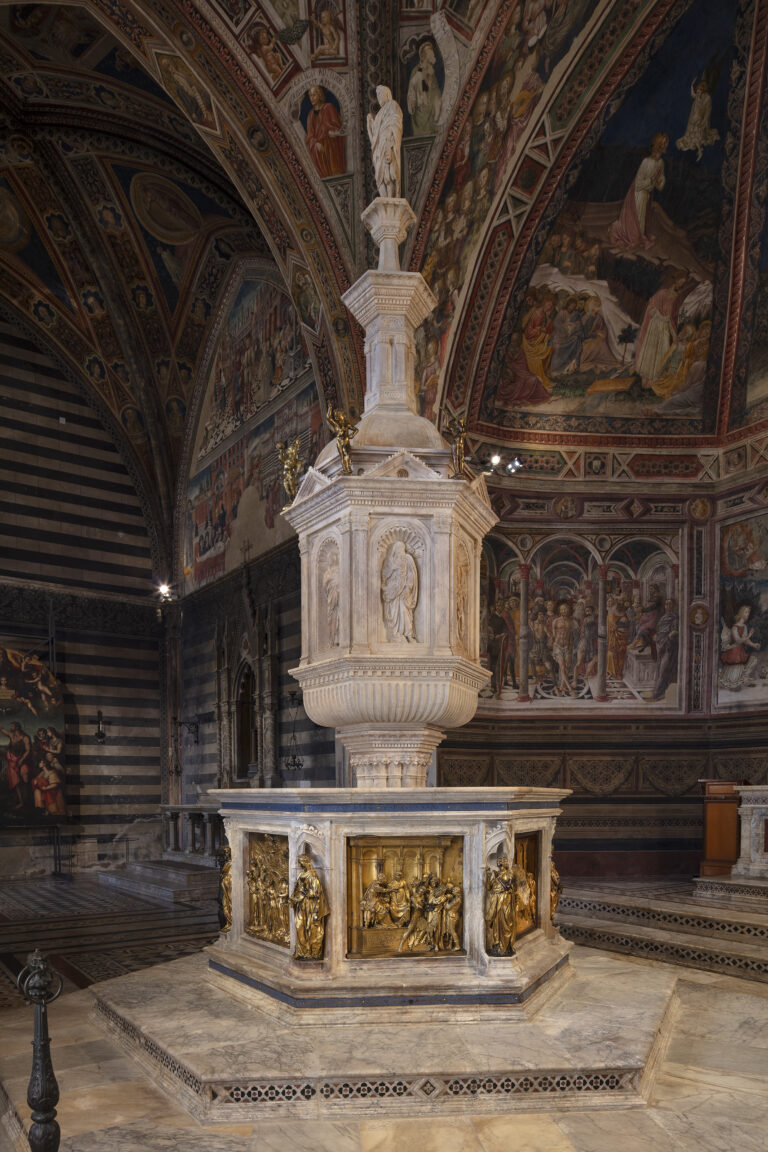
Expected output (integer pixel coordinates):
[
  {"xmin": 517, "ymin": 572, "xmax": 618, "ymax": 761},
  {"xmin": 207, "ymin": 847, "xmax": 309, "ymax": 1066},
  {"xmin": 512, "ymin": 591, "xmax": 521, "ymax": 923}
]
[
  {"xmin": 475, "ymin": 0, "xmax": 735, "ymax": 434},
  {"xmin": 246, "ymin": 833, "xmax": 290, "ymax": 947},
  {"xmin": 717, "ymin": 512, "xmax": 768, "ymax": 709},
  {"xmin": 415, "ymin": 0, "xmax": 593, "ymax": 415},
  {"xmin": 348, "ymin": 836, "xmax": 464, "ymax": 958},
  {"xmin": 0, "ymin": 647, "xmax": 65, "ymax": 825},
  {"xmin": 478, "ymin": 535, "xmax": 680, "ymax": 712}
]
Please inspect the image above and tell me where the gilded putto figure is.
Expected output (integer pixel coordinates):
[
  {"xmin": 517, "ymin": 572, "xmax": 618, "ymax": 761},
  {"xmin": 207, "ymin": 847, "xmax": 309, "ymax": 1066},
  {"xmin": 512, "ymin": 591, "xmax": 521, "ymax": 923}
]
[
  {"xmin": 327, "ymin": 404, "xmax": 358, "ymax": 474},
  {"xmin": 277, "ymin": 437, "xmax": 303, "ymax": 509},
  {"xmin": 443, "ymin": 411, "xmax": 467, "ymax": 479}
]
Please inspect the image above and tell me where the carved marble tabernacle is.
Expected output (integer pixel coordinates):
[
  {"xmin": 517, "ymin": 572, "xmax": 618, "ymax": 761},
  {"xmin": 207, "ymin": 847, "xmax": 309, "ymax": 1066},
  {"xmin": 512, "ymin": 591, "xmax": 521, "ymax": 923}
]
[{"xmin": 283, "ymin": 195, "xmax": 496, "ymax": 787}]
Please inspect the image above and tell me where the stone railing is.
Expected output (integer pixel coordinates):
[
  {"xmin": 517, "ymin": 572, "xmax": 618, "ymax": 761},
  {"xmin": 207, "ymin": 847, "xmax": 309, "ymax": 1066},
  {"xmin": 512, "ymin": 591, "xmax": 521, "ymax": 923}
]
[{"xmin": 161, "ymin": 803, "xmax": 224, "ymax": 866}]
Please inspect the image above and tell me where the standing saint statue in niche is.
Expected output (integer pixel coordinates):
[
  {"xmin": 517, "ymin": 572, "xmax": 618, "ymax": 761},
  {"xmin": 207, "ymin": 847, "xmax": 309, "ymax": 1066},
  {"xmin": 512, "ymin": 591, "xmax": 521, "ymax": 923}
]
[
  {"xmin": 381, "ymin": 540, "xmax": 419, "ymax": 642},
  {"xmin": 289, "ymin": 851, "xmax": 330, "ymax": 960},
  {"xmin": 484, "ymin": 854, "xmax": 530, "ymax": 956},
  {"xmin": 367, "ymin": 85, "xmax": 402, "ymax": 198}
]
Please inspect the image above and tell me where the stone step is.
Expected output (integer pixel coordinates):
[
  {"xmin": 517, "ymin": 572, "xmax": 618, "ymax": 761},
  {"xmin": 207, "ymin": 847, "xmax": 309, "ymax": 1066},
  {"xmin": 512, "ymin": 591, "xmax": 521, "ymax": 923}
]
[
  {"xmin": 693, "ymin": 874, "xmax": 768, "ymax": 902},
  {"xmin": 557, "ymin": 912, "xmax": 768, "ymax": 983},
  {"xmin": 0, "ymin": 906, "xmax": 219, "ymax": 955},
  {"xmin": 97, "ymin": 862, "xmax": 219, "ymax": 904},
  {"xmin": 124, "ymin": 859, "xmax": 219, "ymax": 884},
  {"xmin": 557, "ymin": 888, "xmax": 768, "ymax": 945}
]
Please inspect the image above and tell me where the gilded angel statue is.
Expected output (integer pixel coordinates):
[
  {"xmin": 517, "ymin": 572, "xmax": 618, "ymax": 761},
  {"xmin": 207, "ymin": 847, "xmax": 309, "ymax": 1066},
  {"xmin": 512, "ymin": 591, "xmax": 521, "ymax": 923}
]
[{"xmin": 277, "ymin": 437, "xmax": 303, "ymax": 508}]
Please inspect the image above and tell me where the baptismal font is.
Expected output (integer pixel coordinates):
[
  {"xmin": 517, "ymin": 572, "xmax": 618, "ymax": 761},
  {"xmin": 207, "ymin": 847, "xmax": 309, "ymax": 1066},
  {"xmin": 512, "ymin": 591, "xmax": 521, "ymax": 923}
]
[{"xmin": 208, "ymin": 86, "xmax": 571, "ymax": 1013}]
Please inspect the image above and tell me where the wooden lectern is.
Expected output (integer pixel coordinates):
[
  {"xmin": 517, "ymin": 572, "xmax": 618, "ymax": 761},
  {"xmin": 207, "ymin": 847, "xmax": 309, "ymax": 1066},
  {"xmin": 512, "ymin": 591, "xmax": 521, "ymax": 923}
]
[{"xmin": 698, "ymin": 779, "xmax": 748, "ymax": 876}]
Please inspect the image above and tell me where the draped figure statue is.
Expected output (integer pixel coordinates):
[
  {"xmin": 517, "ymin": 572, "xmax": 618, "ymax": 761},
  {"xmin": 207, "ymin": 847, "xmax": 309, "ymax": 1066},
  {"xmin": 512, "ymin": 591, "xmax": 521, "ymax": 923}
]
[
  {"xmin": 289, "ymin": 852, "xmax": 330, "ymax": 960},
  {"xmin": 367, "ymin": 85, "xmax": 403, "ymax": 198},
  {"xmin": 484, "ymin": 854, "xmax": 530, "ymax": 956},
  {"xmin": 381, "ymin": 540, "xmax": 418, "ymax": 642}
]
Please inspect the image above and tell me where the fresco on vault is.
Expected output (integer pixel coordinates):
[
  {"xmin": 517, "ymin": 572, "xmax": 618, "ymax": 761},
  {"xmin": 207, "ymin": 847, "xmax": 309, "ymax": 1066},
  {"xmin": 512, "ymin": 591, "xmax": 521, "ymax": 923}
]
[
  {"xmin": 0, "ymin": 646, "xmax": 66, "ymax": 825},
  {"xmin": 716, "ymin": 510, "xmax": 768, "ymax": 709},
  {"xmin": 478, "ymin": 534, "xmax": 680, "ymax": 713},
  {"xmin": 185, "ymin": 379, "xmax": 326, "ymax": 589},
  {"xmin": 300, "ymin": 86, "xmax": 347, "ymax": 179},
  {"xmin": 476, "ymin": 0, "xmax": 735, "ymax": 435},
  {"xmin": 194, "ymin": 277, "xmax": 303, "ymax": 459},
  {"xmin": 416, "ymin": 0, "xmax": 593, "ymax": 416},
  {"xmin": 744, "ymin": 232, "xmax": 768, "ymax": 418},
  {"xmin": 185, "ymin": 274, "xmax": 325, "ymax": 590},
  {"xmin": 402, "ymin": 37, "xmax": 444, "ymax": 139}
]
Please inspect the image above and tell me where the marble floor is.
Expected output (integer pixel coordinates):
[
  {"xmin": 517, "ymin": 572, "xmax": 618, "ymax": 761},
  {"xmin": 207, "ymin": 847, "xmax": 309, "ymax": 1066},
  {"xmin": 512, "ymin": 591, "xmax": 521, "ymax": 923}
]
[
  {"xmin": 1, "ymin": 947, "xmax": 768, "ymax": 1151},
  {"xmin": 0, "ymin": 874, "xmax": 218, "ymax": 1010}
]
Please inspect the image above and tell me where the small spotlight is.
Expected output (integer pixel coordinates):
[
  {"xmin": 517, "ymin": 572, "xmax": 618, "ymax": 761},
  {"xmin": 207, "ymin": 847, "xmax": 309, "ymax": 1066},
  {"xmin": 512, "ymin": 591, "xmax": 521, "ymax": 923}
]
[
  {"xmin": 158, "ymin": 583, "xmax": 173, "ymax": 601},
  {"xmin": 506, "ymin": 457, "xmax": 523, "ymax": 474},
  {"xmin": 490, "ymin": 453, "xmax": 501, "ymax": 466}
]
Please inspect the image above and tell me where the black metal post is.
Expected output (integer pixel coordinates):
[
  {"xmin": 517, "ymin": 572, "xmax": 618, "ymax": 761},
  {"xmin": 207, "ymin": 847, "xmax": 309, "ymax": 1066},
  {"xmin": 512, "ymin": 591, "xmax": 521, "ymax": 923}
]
[{"xmin": 16, "ymin": 951, "xmax": 63, "ymax": 1152}]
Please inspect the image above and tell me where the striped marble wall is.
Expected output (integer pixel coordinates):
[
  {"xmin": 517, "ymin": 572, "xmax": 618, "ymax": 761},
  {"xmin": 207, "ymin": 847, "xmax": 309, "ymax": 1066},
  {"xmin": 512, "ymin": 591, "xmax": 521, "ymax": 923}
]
[
  {"xmin": 0, "ymin": 322, "xmax": 154, "ymax": 595},
  {"xmin": 0, "ymin": 324, "xmax": 162, "ymax": 877},
  {"xmin": 177, "ymin": 547, "xmax": 336, "ymax": 799}
]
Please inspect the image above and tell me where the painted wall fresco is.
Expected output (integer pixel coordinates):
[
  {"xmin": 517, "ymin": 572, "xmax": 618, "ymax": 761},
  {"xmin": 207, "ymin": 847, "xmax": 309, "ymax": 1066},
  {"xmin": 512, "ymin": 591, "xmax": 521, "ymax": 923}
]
[
  {"xmin": 0, "ymin": 647, "xmax": 66, "ymax": 825},
  {"xmin": 478, "ymin": 533, "xmax": 680, "ymax": 713},
  {"xmin": 477, "ymin": 0, "xmax": 735, "ymax": 436},
  {"xmin": 744, "ymin": 227, "xmax": 768, "ymax": 418},
  {"xmin": 401, "ymin": 36, "xmax": 445, "ymax": 139},
  {"xmin": 185, "ymin": 274, "xmax": 325, "ymax": 590},
  {"xmin": 415, "ymin": 0, "xmax": 594, "ymax": 416},
  {"xmin": 194, "ymin": 276, "xmax": 304, "ymax": 459},
  {"xmin": 716, "ymin": 510, "xmax": 768, "ymax": 709},
  {"xmin": 185, "ymin": 378, "xmax": 326, "ymax": 589}
]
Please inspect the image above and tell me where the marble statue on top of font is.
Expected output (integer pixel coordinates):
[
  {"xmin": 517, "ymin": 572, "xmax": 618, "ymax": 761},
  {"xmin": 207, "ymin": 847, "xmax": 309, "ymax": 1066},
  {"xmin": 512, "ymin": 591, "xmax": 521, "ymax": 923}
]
[{"xmin": 367, "ymin": 85, "xmax": 403, "ymax": 199}]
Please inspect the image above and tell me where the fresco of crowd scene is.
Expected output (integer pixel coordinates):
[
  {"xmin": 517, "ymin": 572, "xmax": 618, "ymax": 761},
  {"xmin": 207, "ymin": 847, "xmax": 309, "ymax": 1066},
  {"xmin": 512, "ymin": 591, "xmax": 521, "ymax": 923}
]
[
  {"xmin": 479, "ymin": 212, "xmax": 713, "ymax": 423},
  {"xmin": 0, "ymin": 647, "xmax": 66, "ymax": 822},
  {"xmin": 416, "ymin": 0, "xmax": 594, "ymax": 417},
  {"xmin": 420, "ymin": 0, "xmax": 731, "ymax": 426},
  {"xmin": 479, "ymin": 572, "xmax": 679, "ymax": 708},
  {"xmin": 196, "ymin": 279, "xmax": 299, "ymax": 462},
  {"xmin": 186, "ymin": 380, "xmax": 325, "ymax": 588}
]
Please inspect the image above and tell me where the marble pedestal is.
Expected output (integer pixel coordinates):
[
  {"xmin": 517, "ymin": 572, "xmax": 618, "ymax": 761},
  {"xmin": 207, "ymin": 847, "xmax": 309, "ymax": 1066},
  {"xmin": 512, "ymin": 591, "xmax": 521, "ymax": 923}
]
[
  {"xmin": 207, "ymin": 787, "xmax": 571, "ymax": 1023},
  {"xmin": 90, "ymin": 948, "xmax": 677, "ymax": 1123},
  {"xmin": 695, "ymin": 785, "xmax": 768, "ymax": 904}
]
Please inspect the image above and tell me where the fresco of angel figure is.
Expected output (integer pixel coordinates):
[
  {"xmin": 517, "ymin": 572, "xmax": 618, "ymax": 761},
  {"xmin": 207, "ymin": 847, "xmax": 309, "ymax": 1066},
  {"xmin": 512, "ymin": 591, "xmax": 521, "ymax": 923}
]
[
  {"xmin": 311, "ymin": 2, "xmax": 344, "ymax": 60},
  {"xmin": 677, "ymin": 60, "xmax": 721, "ymax": 162}
]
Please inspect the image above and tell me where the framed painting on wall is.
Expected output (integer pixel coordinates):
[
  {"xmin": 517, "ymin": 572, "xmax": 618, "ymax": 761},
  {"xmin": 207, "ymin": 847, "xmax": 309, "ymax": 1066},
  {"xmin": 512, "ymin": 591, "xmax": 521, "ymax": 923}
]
[{"xmin": 0, "ymin": 644, "xmax": 66, "ymax": 825}]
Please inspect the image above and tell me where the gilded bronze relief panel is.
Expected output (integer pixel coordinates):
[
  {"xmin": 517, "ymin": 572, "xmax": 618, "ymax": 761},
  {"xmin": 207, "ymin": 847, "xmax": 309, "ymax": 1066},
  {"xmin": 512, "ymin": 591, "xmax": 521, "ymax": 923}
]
[
  {"xmin": 245, "ymin": 832, "xmax": 290, "ymax": 948},
  {"xmin": 347, "ymin": 836, "xmax": 464, "ymax": 958}
]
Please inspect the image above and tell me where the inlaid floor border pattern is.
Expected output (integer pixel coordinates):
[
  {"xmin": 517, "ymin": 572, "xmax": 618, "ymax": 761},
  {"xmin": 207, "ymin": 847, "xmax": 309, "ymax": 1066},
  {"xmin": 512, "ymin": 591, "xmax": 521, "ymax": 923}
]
[
  {"xmin": 95, "ymin": 998, "xmax": 644, "ymax": 1119},
  {"xmin": 558, "ymin": 895, "xmax": 768, "ymax": 942}
]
